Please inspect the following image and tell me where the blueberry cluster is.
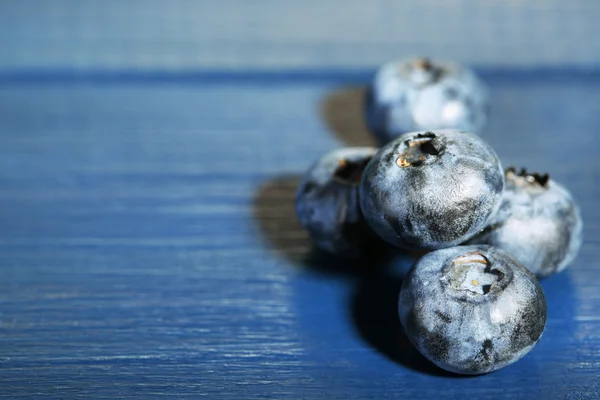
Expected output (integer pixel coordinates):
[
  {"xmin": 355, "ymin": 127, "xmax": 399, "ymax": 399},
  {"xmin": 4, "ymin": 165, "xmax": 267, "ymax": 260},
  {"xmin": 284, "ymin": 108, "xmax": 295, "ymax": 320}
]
[{"xmin": 294, "ymin": 58, "xmax": 583, "ymax": 376}]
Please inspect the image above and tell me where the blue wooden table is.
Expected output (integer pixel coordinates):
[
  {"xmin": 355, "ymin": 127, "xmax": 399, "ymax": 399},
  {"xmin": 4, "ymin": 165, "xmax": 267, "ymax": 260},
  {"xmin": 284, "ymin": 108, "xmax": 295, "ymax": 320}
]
[{"xmin": 1, "ymin": 2, "xmax": 599, "ymax": 399}]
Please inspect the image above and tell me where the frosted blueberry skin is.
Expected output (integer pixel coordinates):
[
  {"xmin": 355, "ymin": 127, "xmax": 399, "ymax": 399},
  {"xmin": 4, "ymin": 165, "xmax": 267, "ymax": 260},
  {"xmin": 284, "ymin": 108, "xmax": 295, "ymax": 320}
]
[
  {"xmin": 399, "ymin": 245, "xmax": 547, "ymax": 375},
  {"xmin": 365, "ymin": 58, "xmax": 489, "ymax": 144},
  {"xmin": 359, "ymin": 130, "xmax": 504, "ymax": 250},
  {"xmin": 469, "ymin": 168, "xmax": 583, "ymax": 278},
  {"xmin": 295, "ymin": 147, "xmax": 378, "ymax": 257}
]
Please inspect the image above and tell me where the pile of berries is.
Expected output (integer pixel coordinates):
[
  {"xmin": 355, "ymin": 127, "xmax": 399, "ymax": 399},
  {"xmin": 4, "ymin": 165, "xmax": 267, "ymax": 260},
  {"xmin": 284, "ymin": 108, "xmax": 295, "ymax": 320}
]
[{"xmin": 295, "ymin": 58, "xmax": 583, "ymax": 375}]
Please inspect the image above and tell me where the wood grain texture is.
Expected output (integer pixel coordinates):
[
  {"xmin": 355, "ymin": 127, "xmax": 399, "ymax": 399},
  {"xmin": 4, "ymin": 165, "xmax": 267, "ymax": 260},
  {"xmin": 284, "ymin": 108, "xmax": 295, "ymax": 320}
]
[
  {"xmin": 1, "ymin": 0, "xmax": 600, "ymax": 70},
  {"xmin": 0, "ymin": 71, "xmax": 599, "ymax": 399}
]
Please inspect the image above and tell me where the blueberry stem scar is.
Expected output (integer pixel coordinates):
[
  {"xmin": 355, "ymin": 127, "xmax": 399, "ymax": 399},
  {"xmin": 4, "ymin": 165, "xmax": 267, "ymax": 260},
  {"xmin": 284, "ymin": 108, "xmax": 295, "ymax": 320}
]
[
  {"xmin": 334, "ymin": 157, "xmax": 372, "ymax": 184},
  {"xmin": 506, "ymin": 166, "xmax": 550, "ymax": 188},
  {"xmin": 396, "ymin": 132, "xmax": 441, "ymax": 168},
  {"xmin": 413, "ymin": 57, "xmax": 433, "ymax": 70},
  {"xmin": 411, "ymin": 58, "xmax": 442, "ymax": 81},
  {"xmin": 453, "ymin": 251, "xmax": 489, "ymax": 265},
  {"xmin": 449, "ymin": 252, "xmax": 503, "ymax": 295}
]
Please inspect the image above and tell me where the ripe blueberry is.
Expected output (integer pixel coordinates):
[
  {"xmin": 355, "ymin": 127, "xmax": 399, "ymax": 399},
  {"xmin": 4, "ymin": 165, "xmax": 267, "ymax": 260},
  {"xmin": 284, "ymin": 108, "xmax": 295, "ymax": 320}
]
[
  {"xmin": 469, "ymin": 167, "xmax": 583, "ymax": 278},
  {"xmin": 295, "ymin": 147, "xmax": 378, "ymax": 257},
  {"xmin": 365, "ymin": 57, "xmax": 489, "ymax": 144},
  {"xmin": 359, "ymin": 130, "xmax": 504, "ymax": 250},
  {"xmin": 399, "ymin": 245, "xmax": 547, "ymax": 375}
]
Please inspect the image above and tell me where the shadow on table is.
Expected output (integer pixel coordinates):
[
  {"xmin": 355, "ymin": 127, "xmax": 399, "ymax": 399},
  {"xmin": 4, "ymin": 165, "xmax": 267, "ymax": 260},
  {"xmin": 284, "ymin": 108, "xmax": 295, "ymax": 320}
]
[
  {"xmin": 352, "ymin": 256, "xmax": 580, "ymax": 379},
  {"xmin": 252, "ymin": 82, "xmax": 494, "ymax": 377},
  {"xmin": 252, "ymin": 174, "xmax": 464, "ymax": 377},
  {"xmin": 319, "ymin": 86, "xmax": 379, "ymax": 147},
  {"xmin": 251, "ymin": 174, "xmax": 372, "ymax": 278},
  {"xmin": 350, "ymin": 253, "xmax": 471, "ymax": 378}
]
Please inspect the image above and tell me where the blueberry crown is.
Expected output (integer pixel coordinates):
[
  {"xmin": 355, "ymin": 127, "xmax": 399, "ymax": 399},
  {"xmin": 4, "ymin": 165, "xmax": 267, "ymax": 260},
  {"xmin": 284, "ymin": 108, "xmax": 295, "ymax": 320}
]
[
  {"xmin": 440, "ymin": 250, "xmax": 513, "ymax": 303},
  {"xmin": 410, "ymin": 58, "xmax": 443, "ymax": 82},
  {"xmin": 450, "ymin": 251, "xmax": 505, "ymax": 295},
  {"xmin": 397, "ymin": 132, "xmax": 442, "ymax": 168},
  {"xmin": 334, "ymin": 157, "xmax": 372, "ymax": 184},
  {"xmin": 506, "ymin": 166, "xmax": 549, "ymax": 188}
]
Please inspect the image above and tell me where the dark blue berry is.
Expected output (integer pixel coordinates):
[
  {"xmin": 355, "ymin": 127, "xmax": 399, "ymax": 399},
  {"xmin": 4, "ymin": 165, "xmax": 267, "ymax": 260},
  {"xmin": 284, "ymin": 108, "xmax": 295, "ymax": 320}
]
[
  {"xmin": 365, "ymin": 58, "xmax": 489, "ymax": 144},
  {"xmin": 359, "ymin": 130, "xmax": 504, "ymax": 250},
  {"xmin": 399, "ymin": 245, "xmax": 547, "ymax": 375},
  {"xmin": 469, "ymin": 167, "xmax": 583, "ymax": 278},
  {"xmin": 295, "ymin": 147, "xmax": 378, "ymax": 257}
]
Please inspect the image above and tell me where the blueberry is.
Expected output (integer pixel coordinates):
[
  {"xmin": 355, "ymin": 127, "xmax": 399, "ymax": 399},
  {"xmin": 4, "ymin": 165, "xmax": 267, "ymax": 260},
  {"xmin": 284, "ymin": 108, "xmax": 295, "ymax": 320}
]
[
  {"xmin": 399, "ymin": 245, "xmax": 547, "ymax": 375},
  {"xmin": 359, "ymin": 130, "xmax": 504, "ymax": 250},
  {"xmin": 295, "ymin": 147, "xmax": 378, "ymax": 257},
  {"xmin": 365, "ymin": 57, "xmax": 489, "ymax": 144},
  {"xmin": 469, "ymin": 167, "xmax": 583, "ymax": 278}
]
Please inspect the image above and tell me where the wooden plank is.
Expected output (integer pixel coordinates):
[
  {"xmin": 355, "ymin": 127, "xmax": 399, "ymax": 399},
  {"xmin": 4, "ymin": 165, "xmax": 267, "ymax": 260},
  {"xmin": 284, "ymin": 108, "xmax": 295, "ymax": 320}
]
[{"xmin": 0, "ymin": 73, "xmax": 599, "ymax": 398}]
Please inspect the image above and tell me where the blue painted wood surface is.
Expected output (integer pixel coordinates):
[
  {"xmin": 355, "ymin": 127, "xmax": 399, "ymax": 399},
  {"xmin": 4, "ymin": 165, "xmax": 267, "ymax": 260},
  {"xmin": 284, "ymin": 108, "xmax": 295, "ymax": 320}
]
[
  {"xmin": 0, "ymin": 69, "xmax": 599, "ymax": 399},
  {"xmin": 1, "ymin": 1, "xmax": 600, "ymax": 69}
]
